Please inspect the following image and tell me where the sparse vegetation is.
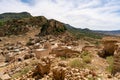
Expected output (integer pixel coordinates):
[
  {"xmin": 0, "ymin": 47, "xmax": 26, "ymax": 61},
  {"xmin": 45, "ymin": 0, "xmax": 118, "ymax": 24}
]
[
  {"xmin": 69, "ymin": 51, "xmax": 92, "ymax": 69},
  {"xmin": 60, "ymin": 57, "xmax": 66, "ymax": 60},
  {"xmin": 81, "ymin": 51, "xmax": 92, "ymax": 63},
  {"xmin": 106, "ymin": 56, "xmax": 114, "ymax": 73},
  {"xmin": 65, "ymin": 24, "xmax": 103, "ymax": 39},
  {"xmin": 0, "ymin": 21, "xmax": 4, "ymax": 26},
  {"xmin": 69, "ymin": 58, "xmax": 85, "ymax": 68},
  {"xmin": 12, "ymin": 66, "xmax": 33, "ymax": 79}
]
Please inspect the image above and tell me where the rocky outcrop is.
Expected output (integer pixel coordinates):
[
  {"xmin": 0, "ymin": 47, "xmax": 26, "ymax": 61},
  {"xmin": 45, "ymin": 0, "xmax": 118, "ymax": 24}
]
[
  {"xmin": 98, "ymin": 40, "xmax": 118, "ymax": 58},
  {"xmin": 112, "ymin": 45, "xmax": 120, "ymax": 75},
  {"xmin": 40, "ymin": 19, "xmax": 66, "ymax": 36}
]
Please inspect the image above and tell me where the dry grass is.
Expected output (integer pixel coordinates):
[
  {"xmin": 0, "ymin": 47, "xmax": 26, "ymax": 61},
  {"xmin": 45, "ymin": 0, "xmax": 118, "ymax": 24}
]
[
  {"xmin": 81, "ymin": 51, "xmax": 92, "ymax": 63},
  {"xmin": 106, "ymin": 56, "xmax": 114, "ymax": 73},
  {"xmin": 69, "ymin": 58, "xmax": 85, "ymax": 68},
  {"xmin": 11, "ymin": 66, "xmax": 33, "ymax": 79}
]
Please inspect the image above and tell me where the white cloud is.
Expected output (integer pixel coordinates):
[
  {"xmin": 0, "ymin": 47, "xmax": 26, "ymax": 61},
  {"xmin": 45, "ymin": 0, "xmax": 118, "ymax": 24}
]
[{"xmin": 0, "ymin": 0, "xmax": 120, "ymax": 30}]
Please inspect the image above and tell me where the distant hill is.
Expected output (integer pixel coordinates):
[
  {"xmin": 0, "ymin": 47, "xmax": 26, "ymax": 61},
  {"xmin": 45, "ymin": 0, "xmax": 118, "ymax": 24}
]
[
  {"xmin": 95, "ymin": 30, "xmax": 120, "ymax": 36},
  {"xmin": 65, "ymin": 24, "xmax": 103, "ymax": 39},
  {"xmin": 0, "ymin": 12, "xmax": 32, "ymax": 22}
]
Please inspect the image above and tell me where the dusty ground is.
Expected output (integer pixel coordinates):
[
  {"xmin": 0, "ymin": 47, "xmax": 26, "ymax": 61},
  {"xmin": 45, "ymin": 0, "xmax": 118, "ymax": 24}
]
[{"xmin": 0, "ymin": 32, "xmax": 120, "ymax": 80}]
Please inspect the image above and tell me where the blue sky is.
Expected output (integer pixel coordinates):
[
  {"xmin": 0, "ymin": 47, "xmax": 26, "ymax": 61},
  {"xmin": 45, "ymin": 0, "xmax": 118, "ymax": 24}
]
[
  {"xmin": 21, "ymin": 0, "xmax": 30, "ymax": 3},
  {"xmin": 0, "ymin": 0, "xmax": 120, "ymax": 30}
]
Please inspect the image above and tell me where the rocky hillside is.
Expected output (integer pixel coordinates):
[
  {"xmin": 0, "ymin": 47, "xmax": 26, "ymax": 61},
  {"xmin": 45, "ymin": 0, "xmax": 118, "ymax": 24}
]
[
  {"xmin": 40, "ymin": 19, "xmax": 67, "ymax": 36},
  {"xmin": 0, "ymin": 15, "xmax": 66, "ymax": 37},
  {"xmin": 0, "ymin": 12, "xmax": 104, "ymax": 40}
]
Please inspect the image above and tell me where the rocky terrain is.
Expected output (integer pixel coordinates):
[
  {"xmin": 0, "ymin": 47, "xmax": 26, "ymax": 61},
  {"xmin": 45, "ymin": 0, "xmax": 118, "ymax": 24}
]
[{"xmin": 0, "ymin": 12, "xmax": 120, "ymax": 80}]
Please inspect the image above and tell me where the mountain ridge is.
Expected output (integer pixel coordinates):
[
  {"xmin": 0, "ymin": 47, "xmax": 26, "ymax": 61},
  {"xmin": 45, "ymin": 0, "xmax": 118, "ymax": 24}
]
[
  {"xmin": 0, "ymin": 12, "xmax": 32, "ymax": 22},
  {"xmin": 0, "ymin": 12, "xmax": 104, "ymax": 39},
  {"xmin": 94, "ymin": 30, "xmax": 120, "ymax": 36}
]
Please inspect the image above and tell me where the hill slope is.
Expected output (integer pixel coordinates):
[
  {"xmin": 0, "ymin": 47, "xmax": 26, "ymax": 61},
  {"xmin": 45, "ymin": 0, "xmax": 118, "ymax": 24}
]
[
  {"xmin": 0, "ymin": 12, "xmax": 103, "ymax": 39},
  {"xmin": 0, "ymin": 15, "xmax": 66, "ymax": 36},
  {"xmin": 65, "ymin": 24, "xmax": 103, "ymax": 39}
]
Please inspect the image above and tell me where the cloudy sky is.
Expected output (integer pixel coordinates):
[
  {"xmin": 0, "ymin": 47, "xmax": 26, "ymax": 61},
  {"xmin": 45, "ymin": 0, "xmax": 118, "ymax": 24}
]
[{"xmin": 0, "ymin": 0, "xmax": 120, "ymax": 30}]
